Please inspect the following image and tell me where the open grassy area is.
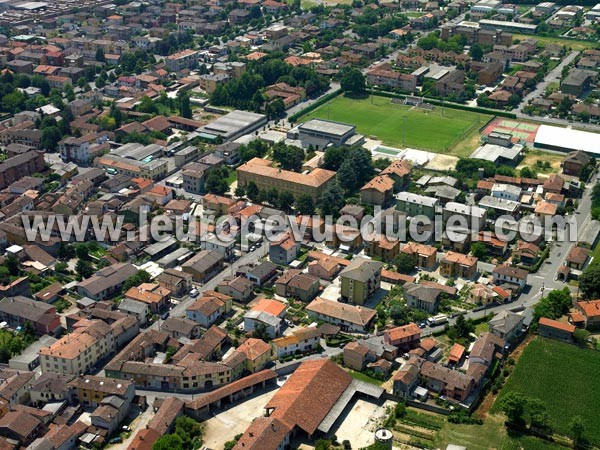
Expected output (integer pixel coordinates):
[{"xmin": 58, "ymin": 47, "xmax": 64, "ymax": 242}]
[
  {"xmin": 347, "ymin": 369, "xmax": 384, "ymax": 386},
  {"xmin": 300, "ymin": 94, "xmax": 492, "ymax": 156},
  {"xmin": 434, "ymin": 415, "xmax": 567, "ymax": 450},
  {"xmin": 512, "ymin": 34, "xmax": 600, "ymax": 52},
  {"xmin": 516, "ymin": 149, "xmax": 564, "ymax": 175},
  {"xmin": 492, "ymin": 336, "xmax": 600, "ymax": 445}
]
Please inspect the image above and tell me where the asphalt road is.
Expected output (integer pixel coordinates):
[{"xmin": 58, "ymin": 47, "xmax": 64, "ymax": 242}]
[
  {"xmin": 150, "ymin": 243, "xmax": 269, "ymax": 330},
  {"xmin": 423, "ymin": 174, "xmax": 595, "ymax": 335},
  {"xmin": 514, "ymin": 50, "xmax": 579, "ymax": 114}
]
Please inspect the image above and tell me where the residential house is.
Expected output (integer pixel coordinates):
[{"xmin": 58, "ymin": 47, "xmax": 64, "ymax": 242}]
[
  {"xmin": 186, "ymin": 291, "xmax": 233, "ymax": 328},
  {"xmin": 161, "ymin": 317, "xmax": 203, "ymax": 340},
  {"xmin": 566, "ymin": 246, "xmax": 589, "ymax": 271},
  {"xmin": 360, "ymin": 175, "xmax": 395, "ymax": 206},
  {"xmin": 243, "ymin": 298, "xmax": 286, "ymax": 338},
  {"xmin": 364, "ymin": 235, "xmax": 400, "ymax": 263},
  {"xmin": 39, "ymin": 320, "xmax": 115, "ymax": 375},
  {"xmin": 395, "ymin": 192, "xmax": 438, "ymax": 219},
  {"xmin": 383, "ymin": 323, "xmax": 421, "ymax": 350},
  {"xmin": 217, "ymin": 276, "xmax": 255, "ymax": 303},
  {"xmin": 271, "ymin": 327, "xmax": 321, "ymax": 359},
  {"xmin": 306, "ymin": 297, "xmax": 376, "ymax": 333},
  {"xmin": 439, "ymin": 252, "xmax": 478, "ymax": 279},
  {"xmin": 576, "ymin": 300, "xmax": 600, "ymax": 330},
  {"xmin": 340, "ymin": 257, "xmax": 383, "ymax": 305},
  {"xmin": 182, "ymin": 250, "xmax": 224, "ymax": 283},
  {"xmin": 493, "ymin": 265, "xmax": 528, "ymax": 289},
  {"xmin": 538, "ymin": 317, "xmax": 574, "ymax": 342},
  {"xmin": 156, "ymin": 269, "xmax": 193, "ymax": 298},
  {"xmin": 235, "ymin": 338, "xmax": 272, "ymax": 373},
  {"xmin": 401, "ymin": 242, "xmax": 437, "ymax": 270},
  {"xmin": 123, "ymin": 284, "xmax": 169, "ymax": 314},
  {"xmin": 274, "ymin": 271, "xmax": 320, "ymax": 302},
  {"xmin": 243, "ymin": 261, "xmax": 278, "ymax": 287},
  {"xmin": 562, "ymin": 151, "xmax": 592, "ymax": 178},
  {"xmin": 76, "ymin": 263, "xmax": 138, "ymax": 301},
  {"xmin": 380, "ymin": 159, "xmax": 411, "ymax": 191},
  {"xmin": 0, "ymin": 296, "xmax": 61, "ymax": 336},
  {"xmin": 488, "ymin": 310, "xmax": 525, "ymax": 343},
  {"xmin": 403, "ymin": 283, "xmax": 443, "ymax": 314},
  {"xmin": 269, "ymin": 233, "xmax": 300, "ymax": 265}
]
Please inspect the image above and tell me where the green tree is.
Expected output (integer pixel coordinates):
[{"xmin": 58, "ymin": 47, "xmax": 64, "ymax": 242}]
[
  {"xmin": 276, "ymin": 191, "xmax": 295, "ymax": 212},
  {"xmin": 41, "ymin": 126, "xmax": 63, "ymax": 151},
  {"xmin": 95, "ymin": 47, "xmax": 106, "ymax": 62},
  {"xmin": 272, "ymin": 143, "xmax": 304, "ymax": 172},
  {"xmin": 0, "ymin": 266, "xmax": 9, "ymax": 284},
  {"xmin": 75, "ymin": 259, "xmax": 94, "ymax": 279},
  {"xmin": 470, "ymin": 242, "xmax": 487, "ymax": 259},
  {"xmin": 295, "ymin": 194, "xmax": 315, "ymax": 215},
  {"xmin": 205, "ymin": 167, "xmax": 230, "ymax": 195},
  {"xmin": 499, "ymin": 392, "xmax": 527, "ymax": 426},
  {"xmin": 152, "ymin": 434, "xmax": 184, "ymax": 450},
  {"xmin": 520, "ymin": 166, "xmax": 536, "ymax": 178},
  {"xmin": 340, "ymin": 68, "xmax": 366, "ymax": 95},
  {"xmin": 64, "ymin": 84, "xmax": 75, "ymax": 102},
  {"xmin": 579, "ymin": 263, "xmax": 600, "ymax": 299},
  {"xmin": 123, "ymin": 270, "xmax": 151, "ymax": 291},
  {"xmin": 318, "ymin": 182, "xmax": 344, "ymax": 216},
  {"xmin": 394, "ymin": 253, "xmax": 415, "ymax": 274},
  {"xmin": 178, "ymin": 91, "xmax": 192, "ymax": 119},
  {"xmin": 569, "ymin": 415, "xmax": 586, "ymax": 448},
  {"xmin": 469, "ymin": 43, "xmax": 483, "ymax": 61},
  {"xmin": 138, "ymin": 95, "xmax": 158, "ymax": 114},
  {"xmin": 245, "ymin": 181, "xmax": 259, "ymax": 201},
  {"xmin": 322, "ymin": 146, "xmax": 346, "ymax": 171},
  {"xmin": 235, "ymin": 185, "xmax": 246, "ymax": 198},
  {"xmin": 5, "ymin": 253, "xmax": 19, "ymax": 276},
  {"xmin": 76, "ymin": 244, "xmax": 91, "ymax": 261},
  {"xmin": 573, "ymin": 328, "xmax": 590, "ymax": 346}
]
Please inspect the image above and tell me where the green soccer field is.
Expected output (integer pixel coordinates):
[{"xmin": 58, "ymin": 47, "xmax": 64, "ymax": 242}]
[
  {"xmin": 300, "ymin": 95, "xmax": 492, "ymax": 155},
  {"xmin": 492, "ymin": 337, "xmax": 600, "ymax": 445}
]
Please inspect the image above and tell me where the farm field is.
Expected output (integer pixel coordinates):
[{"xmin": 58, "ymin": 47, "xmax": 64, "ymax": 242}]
[
  {"xmin": 434, "ymin": 415, "xmax": 567, "ymax": 450},
  {"xmin": 492, "ymin": 337, "xmax": 600, "ymax": 445},
  {"xmin": 511, "ymin": 33, "xmax": 599, "ymax": 52},
  {"xmin": 299, "ymin": 95, "xmax": 492, "ymax": 156}
]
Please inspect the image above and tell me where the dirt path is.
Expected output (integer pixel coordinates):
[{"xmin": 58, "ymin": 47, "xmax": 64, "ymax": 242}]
[{"xmin": 475, "ymin": 334, "xmax": 534, "ymax": 418}]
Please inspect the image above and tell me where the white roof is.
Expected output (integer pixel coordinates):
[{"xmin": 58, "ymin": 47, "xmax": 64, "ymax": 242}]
[{"xmin": 534, "ymin": 125, "xmax": 600, "ymax": 155}]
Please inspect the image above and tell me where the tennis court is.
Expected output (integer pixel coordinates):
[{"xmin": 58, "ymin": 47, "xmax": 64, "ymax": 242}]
[{"xmin": 482, "ymin": 117, "xmax": 539, "ymax": 143}]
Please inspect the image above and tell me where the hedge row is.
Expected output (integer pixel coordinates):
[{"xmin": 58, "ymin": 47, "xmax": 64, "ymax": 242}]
[
  {"xmin": 288, "ymin": 88, "xmax": 343, "ymax": 123},
  {"xmin": 366, "ymin": 88, "xmax": 518, "ymax": 119}
]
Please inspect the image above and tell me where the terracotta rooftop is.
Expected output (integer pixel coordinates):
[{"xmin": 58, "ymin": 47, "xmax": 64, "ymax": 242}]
[{"xmin": 539, "ymin": 317, "xmax": 575, "ymax": 333}]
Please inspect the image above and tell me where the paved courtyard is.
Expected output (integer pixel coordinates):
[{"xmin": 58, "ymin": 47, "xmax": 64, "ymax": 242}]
[
  {"xmin": 331, "ymin": 399, "xmax": 394, "ymax": 448},
  {"xmin": 202, "ymin": 388, "xmax": 279, "ymax": 448}
]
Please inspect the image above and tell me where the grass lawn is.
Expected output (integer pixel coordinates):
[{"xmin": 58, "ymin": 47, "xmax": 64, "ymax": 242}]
[
  {"xmin": 347, "ymin": 369, "xmax": 384, "ymax": 386},
  {"xmin": 590, "ymin": 238, "xmax": 600, "ymax": 262},
  {"xmin": 516, "ymin": 149, "xmax": 564, "ymax": 175},
  {"xmin": 492, "ymin": 336, "xmax": 600, "ymax": 445},
  {"xmin": 512, "ymin": 34, "xmax": 599, "ymax": 52},
  {"xmin": 434, "ymin": 415, "xmax": 567, "ymax": 450},
  {"xmin": 299, "ymin": 94, "xmax": 492, "ymax": 156}
]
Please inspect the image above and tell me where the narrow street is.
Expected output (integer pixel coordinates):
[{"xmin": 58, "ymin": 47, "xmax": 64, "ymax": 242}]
[
  {"xmin": 514, "ymin": 50, "xmax": 579, "ymax": 114},
  {"xmin": 424, "ymin": 174, "xmax": 595, "ymax": 335}
]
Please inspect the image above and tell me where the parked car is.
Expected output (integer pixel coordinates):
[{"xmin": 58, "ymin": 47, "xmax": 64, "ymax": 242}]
[{"xmin": 189, "ymin": 288, "xmax": 199, "ymax": 298}]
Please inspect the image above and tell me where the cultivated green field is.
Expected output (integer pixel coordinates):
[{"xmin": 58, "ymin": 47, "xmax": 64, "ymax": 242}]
[
  {"xmin": 300, "ymin": 95, "xmax": 492, "ymax": 155},
  {"xmin": 493, "ymin": 337, "xmax": 600, "ymax": 445}
]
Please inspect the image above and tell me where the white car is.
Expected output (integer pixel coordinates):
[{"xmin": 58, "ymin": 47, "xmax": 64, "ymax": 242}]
[{"xmin": 189, "ymin": 289, "xmax": 199, "ymax": 298}]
